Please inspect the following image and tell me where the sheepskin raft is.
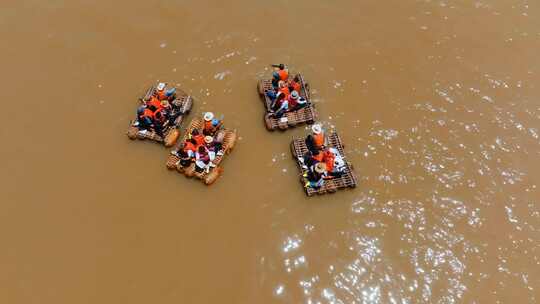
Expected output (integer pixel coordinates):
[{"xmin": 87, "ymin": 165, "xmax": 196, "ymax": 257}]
[
  {"xmin": 257, "ymin": 73, "xmax": 317, "ymax": 131},
  {"xmin": 165, "ymin": 117, "xmax": 238, "ymax": 185},
  {"xmin": 126, "ymin": 84, "xmax": 193, "ymax": 147},
  {"xmin": 291, "ymin": 132, "xmax": 357, "ymax": 196}
]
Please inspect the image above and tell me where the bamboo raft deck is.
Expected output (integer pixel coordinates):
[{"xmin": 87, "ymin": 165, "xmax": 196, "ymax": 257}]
[
  {"xmin": 126, "ymin": 84, "xmax": 193, "ymax": 147},
  {"xmin": 165, "ymin": 117, "xmax": 237, "ymax": 185},
  {"xmin": 257, "ymin": 73, "xmax": 317, "ymax": 131},
  {"xmin": 291, "ymin": 132, "xmax": 357, "ymax": 196}
]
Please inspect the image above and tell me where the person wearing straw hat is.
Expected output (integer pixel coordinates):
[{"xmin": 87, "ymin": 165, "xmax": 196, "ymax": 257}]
[
  {"xmin": 204, "ymin": 135, "xmax": 217, "ymax": 161},
  {"xmin": 305, "ymin": 124, "xmax": 326, "ymax": 153},
  {"xmin": 156, "ymin": 82, "xmax": 176, "ymax": 101},
  {"xmin": 304, "ymin": 162, "xmax": 327, "ymax": 188},
  {"xmin": 203, "ymin": 112, "xmax": 222, "ymax": 136}
]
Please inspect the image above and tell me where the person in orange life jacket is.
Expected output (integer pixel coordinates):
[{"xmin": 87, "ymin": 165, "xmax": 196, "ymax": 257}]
[
  {"xmin": 190, "ymin": 129, "xmax": 205, "ymax": 147},
  {"xmin": 305, "ymin": 124, "xmax": 325, "ymax": 154},
  {"xmin": 155, "ymin": 82, "xmax": 176, "ymax": 101},
  {"xmin": 202, "ymin": 112, "xmax": 222, "ymax": 136},
  {"xmin": 144, "ymin": 95, "xmax": 162, "ymax": 112},
  {"xmin": 278, "ymin": 80, "xmax": 290, "ymax": 97},
  {"xmin": 275, "ymin": 64, "xmax": 289, "ymax": 81},
  {"xmin": 323, "ymin": 149, "xmax": 336, "ymax": 173},
  {"xmin": 265, "ymin": 80, "xmax": 289, "ymax": 102},
  {"xmin": 195, "ymin": 145, "xmax": 211, "ymax": 173},
  {"xmin": 289, "ymin": 75, "xmax": 302, "ymax": 93},
  {"xmin": 136, "ymin": 106, "xmax": 154, "ymax": 130}
]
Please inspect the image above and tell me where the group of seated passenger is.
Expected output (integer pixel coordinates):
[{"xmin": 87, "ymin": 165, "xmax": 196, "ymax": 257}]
[
  {"xmin": 171, "ymin": 112, "xmax": 225, "ymax": 173},
  {"xmin": 299, "ymin": 124, "xmax": 347, "ymax": 189},
  {"xmin": 264, "ymin": 64, "xmax": 308, "ymax": 118},
  {"xmin": 135, "ymin": 83, "xmax": 177, "ymax": 138}
]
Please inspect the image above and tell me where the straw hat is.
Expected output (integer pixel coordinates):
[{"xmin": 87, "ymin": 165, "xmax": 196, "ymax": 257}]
[
  {"xmin": 203, "ymin": 112, "xmax": 214, "ymax": 121},
  {"xmin": 204, "ymin": 136, "xmax": 213, "ymax": 144},
  {"xmin": 312, "ymin": 124, "xmax": 322, "ymax": 135},
  {"xmin": 290, "ymin": 90, "xmax": 299, "ymax": 99},
  {"xmin": 314, "ymin": 162, "xmax": 327, "ymax": 174},
  {"xmin": 157, "ymin": 82, "xmax": 166, "ymax": 91}
]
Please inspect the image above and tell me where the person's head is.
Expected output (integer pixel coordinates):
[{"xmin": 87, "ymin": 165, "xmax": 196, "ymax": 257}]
[
  {"xmin": 155, "ymin": 111, "xmax": 163, "ymax": 119},
  {"xmin": 312, "ymin": 124, "xmax": 323, "ymax": 135},
  {"xmin": 272, "ymin": 71, "xmax": 280, "ymax": 80},
  {"xmin": 198, "ymin": 146, "xmax": 206, "ymax": 153},
  {"xmin": 204, "ymin": 112, "xmax": 214, "ymax": 122},
  {"xmin": 211, "ymin": 118, "xmax": 220, "ymax": 127},
  {"xmin": 279, "ymin": 64, "xmax": 285, "ymax": 70},
  {"xmin": 191, "ymin": 129, "xmax": 199, "ymax": 136},
  {"xmin": 278, "ymin": 80, "xmax": 286, "ymax": 88},
  {"xmin": 314, "ymin": 162, "xmax": 327, "ymax": 174},
  {"xmin": 290, "ymin": 90, "xmax": 299, "ymax": 99},
  {"xmin": 293, "ymin": 75, "xmax": 300, "ymax": 82},
  {"xmin": 137, "ymin": 106, "xmax": 145, "ymax": 115},
  {"xmin": 179, "ymin": 149, "xmax": 188, "ymax": 158},
  {"xmin": 190, "ymin": 138, "xmax": 197, "ymax": 145}
]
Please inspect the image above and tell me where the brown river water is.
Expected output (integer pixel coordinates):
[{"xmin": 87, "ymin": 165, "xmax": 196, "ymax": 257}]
[{"xmin": 1, "ymin": 1, "xmax": 540, "ymax": 303}]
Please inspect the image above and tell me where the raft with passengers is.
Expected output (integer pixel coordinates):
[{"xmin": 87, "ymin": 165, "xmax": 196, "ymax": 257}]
[
  {"xmin": 291, "ymin": 124, "xmax": 357, "ymax": 196},
  {"xmin": 127, "ymin": 82, "xmax": 193, "ymax": 147},
  {"xmin": 166, "ymin": 112, "xmax": 237, "ymax": 185},
  {"xmin": 257, "ymin": 64, "xmax": 317, "ymax": 131}
]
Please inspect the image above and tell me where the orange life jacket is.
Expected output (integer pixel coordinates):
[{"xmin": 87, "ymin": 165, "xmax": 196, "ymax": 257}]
[
  {"xmin": 157, "ymin": 89, "xmax": 167, "ymax": 100},
  {"xmin": 278, "ymin": 69, "xmax": 288, "ymax": 81},
  {"xmin": 314, "ymin": 133, "xmax": 325, "ymax": 148},
  {"xmin": 147, "ymin": 96, "xmax": 162, "ymax": 111},
  {"xmin": 141, "ymin": 108, "xmax": 154, "ymax": 119},
  {"xmin": 292, "ymin": 81, "xmax": 301, "ymax": 93},
  {"xmin": 204, "ymin": 120, "xmax": 213, "ymax": 132},
  {"xmin": 279, "ymin": 86, "xmax": 290, "ymax": 97},
  {"xmin": 183, "ymin": 141, "xmax": 196, "ymax": 153},
  {"xmin": 324, "ymin": 151, "xmax": 335, "ymax": 172},
  {"xmin": 313, "ymin": 151, "xmax": 324, "ymax": 162},
  {"xmin": 193, "ymin": 134, "xmax": 205, "ymax": 146}
]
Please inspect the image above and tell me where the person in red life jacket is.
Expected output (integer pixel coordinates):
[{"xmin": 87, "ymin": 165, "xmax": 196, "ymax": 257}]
[{"xmin": 202, "ymin": 112, "xmax": 222, "ymax": 136}]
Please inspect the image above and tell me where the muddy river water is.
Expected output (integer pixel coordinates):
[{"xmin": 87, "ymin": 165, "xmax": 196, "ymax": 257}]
[{"xmin": 1, "ymin": 0, "xmax": 539, "ymax": 303}]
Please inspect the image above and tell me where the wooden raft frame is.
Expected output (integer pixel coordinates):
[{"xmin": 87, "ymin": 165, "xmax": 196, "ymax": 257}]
[
  {"xmin": 126, "ymin": 84, "xmax": 193, "ymax": 147},
  {"xmin": 165, "ymin": 117, "xmax": 237, "ymax": 185},
  {"xmin": 257, "ymin": 73, "xmax": 317, "ymax": 131},
  {"xmin": 291, "ymin": 132, "xmax": 357, "ymax": 196}
]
